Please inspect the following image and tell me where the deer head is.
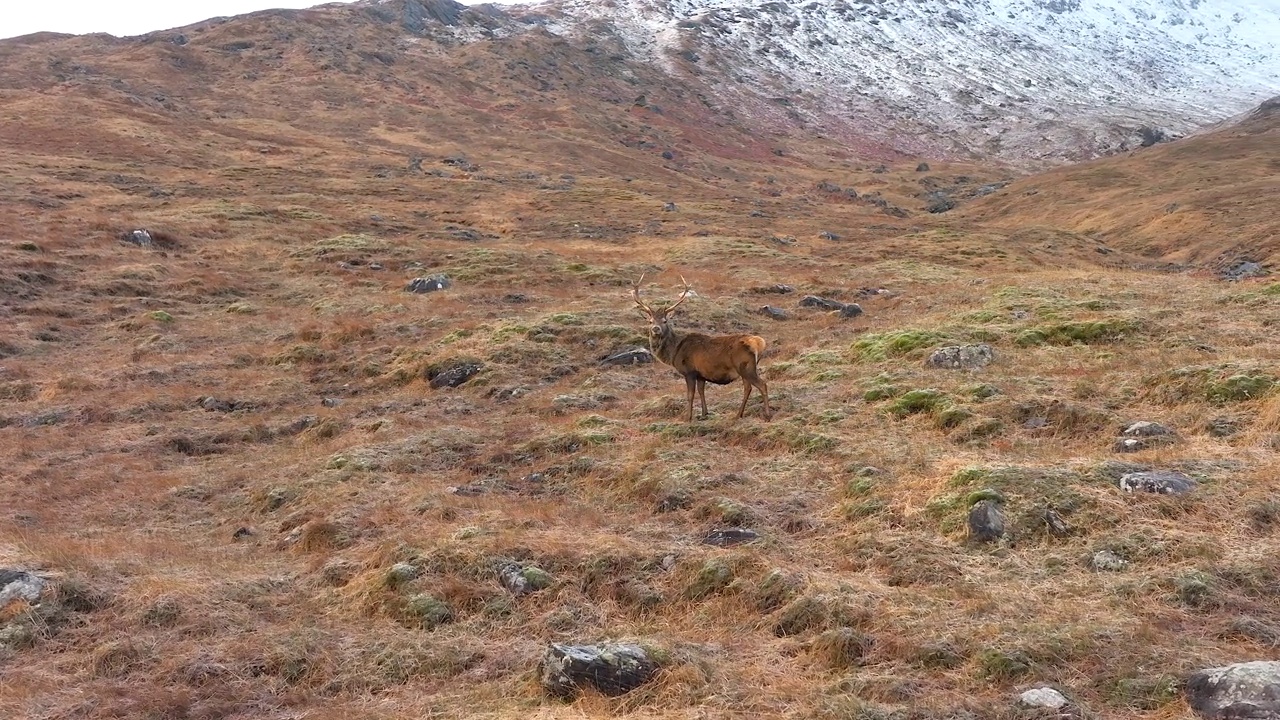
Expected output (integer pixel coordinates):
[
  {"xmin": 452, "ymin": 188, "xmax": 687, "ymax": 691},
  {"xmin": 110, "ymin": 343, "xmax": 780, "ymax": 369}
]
[{"xmin": 633, "ymin": 273, "xmax": 692, "ymax": 340}]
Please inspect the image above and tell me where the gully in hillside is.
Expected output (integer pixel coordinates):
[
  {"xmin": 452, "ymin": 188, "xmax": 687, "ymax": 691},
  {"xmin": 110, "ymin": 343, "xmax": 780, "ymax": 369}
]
[{"xmin": 633, "ymin": 274, "xmax": 772, "ymax": 422}]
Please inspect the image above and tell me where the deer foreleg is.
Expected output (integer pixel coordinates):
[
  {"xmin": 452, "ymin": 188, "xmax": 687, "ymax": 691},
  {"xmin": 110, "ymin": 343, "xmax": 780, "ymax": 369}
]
[{"xmin": 684, "ymin": 374, "xmax": 697, "ymax": 422}]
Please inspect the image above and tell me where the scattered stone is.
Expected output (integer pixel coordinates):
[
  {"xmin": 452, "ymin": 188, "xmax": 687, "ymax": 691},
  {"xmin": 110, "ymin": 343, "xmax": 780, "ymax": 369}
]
[
  {"xmin": 1042, "ymin": 508, "xmax": 1071, "ymax": 536},
  {"xmin": 122, "ymin": 229, "xmax": 153, "ymax": 247},
  {"xmin": 403, "ymin": 593, "xmax": 452, "ymax": 629},
  {"xmin": 1019, "ymin": 687, "xmax": 1068, "ymax": 709},
  {"xmin": 541, "ymin": 643, "xmax": 660, "ymax": 698},
  {"xmin": 200, "ymin": 396, "xmax": 235, "ymax": 412},
  {"xmin": 1123, "ymin": 421, "xmax": 1175, "ymax": 437},
  {"xmin": 1119, "ymin": 470, "xmax": 1197, "ymax": 495},
  {"xmin": 924, "ymin": 191, "xmax": 956, "ymax": 213},
  {"xmin": 1208, "ymin": 416, "xmax": 1241, "ymax": 438},
  {"xmin": 662, "ymin": 150, "xmax": 674, "ymax": 160},
  {"xmin": 442, "ymin": 156, "xmax": 477, "ymax": 172},
  {"xmin": 428, "ymin": 360, "xmax": 483, "ymax": 389},
  {"xmin": 1022, "ymin": 417, "xmax": 1050, "ymax": 430},
  {"xmin": 916, "ymin": 162, "xmax": 931, "ymax": 172},
  {"xmin": 405, "ymin": 275, "xmax": 452, "ymax": 293},
  {"xmin": 926, "ymin": 344, "xmax": 995, "ymax": 370},
  {"xmin": 321, "ymin": 397, "xmax": 342, "ymax": 408},
  {"xmin": 703, "ymin": 528, "xmax": 761, "ymax": 546},
  {"xmin": 759, "ymin": 284, "xmax": 794, "ymax": 294},
  {"xmin": 1186, "ymin": 660, "xmax": 1280, "ymax": 719},
  {"xmin": 502, "ymin": 293, "xmax": 529, "ymax": 304},
  {"xmin": 655, "ymin": 492, "xmax": 692, "ymax": 513},
  {"xmin": 499, "ymin": 564, "xmax": 553, "ymax": 596},
  {"xmin": 799, "ymin": 294, "xmax": 862, "ymax": 319},
  {"xmin": 759, "ymin": 305, "xmax": 790, "ymax": 320},
  {"xmin": 769, "ymin": 234, "xmax": 796, "ymax": 246},
  {"xmin": 386, "ymin": 562, "xmax": 421, "ymax": 586},
  {"xmin": 1221, "ymin": 260, "xmax": 1266, "ymax": 282},
  {"xmin": 450, "ymin": 228, "xmax": 483, "ymax": 242},
  {"xmin": 820, "ymin": 230, "xmax": 842, "ymax": 241},
  {"xmin": 600, "ymin": 347, "xmax": 654, "ymax": 366},
  {"xmin": 0, "ymin": 569, "xmax": 48, "ymax": 606},
  {"xmin": 663, "ymin": 202, "xmax": 677, "ymax": 211},
  {"xmin": 967, "ymin": 500, "xmax": 1004, "ymax": 543},
  {"xmin": 1091, "ymin": 550, "xmax": 1128, "ymax": 572},
  {"xmin": 1114, "ymin": 436, "xmax": 1171, "ymax": 453},
  {"xmin": 231, "ymin": 527, "xmax": 255, "ymax": 541}
]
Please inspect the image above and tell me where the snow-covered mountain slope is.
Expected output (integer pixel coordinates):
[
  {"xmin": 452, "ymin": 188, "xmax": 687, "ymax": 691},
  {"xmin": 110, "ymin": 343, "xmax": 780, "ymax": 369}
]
[{"xmin": 497, "ymin": 0, "xmax": 1280, "ymax": 164}]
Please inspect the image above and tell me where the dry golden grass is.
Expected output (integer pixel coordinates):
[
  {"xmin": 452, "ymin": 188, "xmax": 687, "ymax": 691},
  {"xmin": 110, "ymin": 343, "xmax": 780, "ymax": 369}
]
[{"xmin": 2, "ymin": 9, "xmax": 1280, "ymax": 720}]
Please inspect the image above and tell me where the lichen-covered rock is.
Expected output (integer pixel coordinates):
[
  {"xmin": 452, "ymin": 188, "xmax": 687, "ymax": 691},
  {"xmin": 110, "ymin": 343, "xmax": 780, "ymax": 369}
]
[
  {"xmin": 405, "ymin": 274, "xmax": 452, "ymax": 293},
  {"xmin": 927, "ymin": 344, "xmax": 995, "ymax": 370},
  {"xmin": 703, "ymin": 528, "xmax": 761, "ymax": 546},
  {"xmin": 500, "ymin": 564, "xmax": 553, "ymax": 596},
  {"xmin": 1091, "ymin": 550, "xmax": 1129, "ymax": 572},
  {"xmin": 1119, "ymin": 470, "xmax": 1197, "ymax": 495},
  {"xmin": 1020, "ymin": 687, "xmax": 1069, "ymax": 709},
  {"xmin": 1186, "ymin": 660, "xmax": 1280, "ymax": 719},
  {"xmin": 967, "ymin": 500, "xmax": 1005, "ymax": 542},
  {"xmin": 1123, "ymin": 420, "xmax": 1175, "ymax": 437},
  {"xmin": 541, "ymin": 642, "xmax": 660, "ymax": 698},
  {"xmin": 0, "ymin": 569, "xmax": 47, "ymax": 607},
  {"xmin": 600, "ymin": 347, "xmax": 654, "ymax": 366}
]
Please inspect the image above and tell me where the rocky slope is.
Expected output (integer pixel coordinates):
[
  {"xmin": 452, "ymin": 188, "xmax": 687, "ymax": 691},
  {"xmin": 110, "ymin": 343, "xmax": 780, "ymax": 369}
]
[{"xmin": 371, "ymin": 0, "xmax": 1280, "ymax": 165}]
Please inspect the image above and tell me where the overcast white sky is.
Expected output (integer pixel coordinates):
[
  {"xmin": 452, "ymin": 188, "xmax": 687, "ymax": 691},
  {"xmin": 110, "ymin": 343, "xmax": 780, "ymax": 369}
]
[{"xmin": 0, "ymin": 1, "xmax": 521, "ymax": 41}]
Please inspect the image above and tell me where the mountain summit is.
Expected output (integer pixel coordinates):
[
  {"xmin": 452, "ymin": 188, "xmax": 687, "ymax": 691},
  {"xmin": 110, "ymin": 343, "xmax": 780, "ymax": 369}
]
[{"xmin": 370, "ymin": 0, "xmax": 1280, "ymax": 165}]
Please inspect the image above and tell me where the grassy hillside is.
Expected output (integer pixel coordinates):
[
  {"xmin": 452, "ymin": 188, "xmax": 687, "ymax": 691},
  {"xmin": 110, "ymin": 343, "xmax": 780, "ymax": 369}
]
[{"xmin": 3, "ymin": 10, "xmax": 1280, "ymax": 720}]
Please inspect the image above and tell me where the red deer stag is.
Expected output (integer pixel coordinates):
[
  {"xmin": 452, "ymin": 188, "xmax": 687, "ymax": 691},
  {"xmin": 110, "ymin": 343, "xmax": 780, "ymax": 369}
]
[{"xmin": 632, "ymin": 274, "xmax": 771, "ymax": 422}]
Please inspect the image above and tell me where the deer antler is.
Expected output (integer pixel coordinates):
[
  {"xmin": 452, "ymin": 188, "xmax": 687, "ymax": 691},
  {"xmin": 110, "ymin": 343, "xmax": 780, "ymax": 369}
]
[
  {"xmin": 662, "ymin": 274, "xmax": 693, "ymax": 315},
  {"xmin": 632, "ymin": 272, "xmax": 655, "ymax": 317}
]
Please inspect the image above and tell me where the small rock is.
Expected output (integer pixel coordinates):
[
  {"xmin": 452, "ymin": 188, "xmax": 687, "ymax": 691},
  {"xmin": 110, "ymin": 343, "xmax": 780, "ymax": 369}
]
[
  {"xmin": 839, "ymin": 303, "xmax": 864, "ymax": 318},
  {"xmin": 123, "ymin": 229, "xmax": 153, "ymax": 247},
  {"xmin": 916, "ymin": 162, "xmax": 930, "ymax": 172},
  {"xmin": 769, "ymin": 234, "xmax": 796, "ymax": 246},
  {"xmin": 819, "ymin": 230, "xmax": 841, "ymax": 241},
  {"xmin": 1042, "ymin": 508, "xmax": 1071, "ymax": 536},
  {"xmin": 662, "ymin": 150, "xmax": 674, "ymax": 160},
  {"xmin": 663, "ymin": 202, "xmax": 677, "ymax": 211},
  {"xmin": 386, "ymin": 562, "xmax": 421, "ymax": 586},
  {"xmin": 799, "ymin": 295, "xmax": 844, "ymax": 311},
  {"xmin": 1113, "ymin": 436, "xmax": 1171, "ymax": 453},
  {"xmin": 200, "ymin": 396, "xmax": 235, "ymax": 412},
  {"xmin": 1091, "ymin": 550, "xmax": 1128, "ymax": 571},
  {"xmin": 1023, "ymin": 417, "xmax": 1050, "ymax": 430},
  {"xmin": 541, "ymin": 643, "xmax": 660, "ymax": 698},
  {"xmin": 600, "ymin": 347, "xmax": 654, "ymax": 366},
  {"xmin": 924, "ymin": 191, "xmax": 956, "ymax": 213},
  {"xmin": 703, "ymin": 528, "xmax": 761, "ymax": 546},
  {"xmin": 762, "ymin": 284, "xmax": 794, "ymax": 294},
  {"xmin": 759, "ymin": 305, "xmax": 789, "ymax": 320},
  {"xmin": 231, "ymin": 527, "xmax": 255, "ymax": 541},
  {"xmin": 500, "ymin": 564, "xmax": 553, "ymax": 596},
  {"xmin": 655, "ymin": 492, "xmax": 692, "ymax": 513},
  {"xmin": 967, "ymin": 500, "xmax": 1004, "ymax": 543},
  {"xmin": 1019, "ymin": 687, "xmax": 1068, "ymax": 709},
  {"xmin": 1123, "ymin": 421, "xmax": 1175, "ymax": 437},
  {"xmin": 1187, "ymin": 660, "xmax": 1280, "ymax": 719},
  {"xmin": 429, "ymin": 361, "xmax": 483, "ymax": 389},
  {"xmin": 321, "ymin": 398, "xmax": 342, "ymax": 408},
  {"xmin": 0, "ymin": 569, "xmax": 48, "ymax": 606},
  {"xmin": 405, "ymin": 275, "xmax": 452, "ymax": 293},
  {"xmin": 1208, "ymin": 416, "xmax": 1241, "ymax": 437},
  {"xmin": 1119, "ymin": 470, "xmax": 1197, "ymax": 495},
  {"xmin": 926, "ymin": 344, "xmax": 995, "ymax": 370},
  {"xmin": 1221, "ymin": 260, "xmax": 1266, "ymax": 282},
  {"xmin": 403, "ymin": 593, "xmax": 452, "ymax": 629}
]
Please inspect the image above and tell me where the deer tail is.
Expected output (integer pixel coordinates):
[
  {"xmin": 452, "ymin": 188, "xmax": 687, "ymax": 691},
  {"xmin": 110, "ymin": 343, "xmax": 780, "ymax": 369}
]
[{"xmin": 744, "ymin": 335, "xmax": 767, "ymax": 363}]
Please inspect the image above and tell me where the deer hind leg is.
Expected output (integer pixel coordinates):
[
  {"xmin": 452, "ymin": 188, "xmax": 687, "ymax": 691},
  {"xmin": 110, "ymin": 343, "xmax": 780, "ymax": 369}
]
[
  {"xmin": 740, "ymin": 365, "xmax": 771, "ymax": 420},
  {"xmin": 697, "ymin": 378, "xmax": 709, "ymax": 419},
  {"xmin": 684, "ymin": 374, "xmax": 697, "ymax": 422},
  {"xmin": 738, "ymin": 378, "xmax": 753, "ymax": 419}
]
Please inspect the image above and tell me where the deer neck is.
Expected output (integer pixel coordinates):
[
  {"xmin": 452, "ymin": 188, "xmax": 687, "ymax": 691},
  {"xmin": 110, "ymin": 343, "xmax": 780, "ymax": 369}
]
[{"xmin": 650, "ymin": 324, "xmax": 686, "ymax": 367}]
